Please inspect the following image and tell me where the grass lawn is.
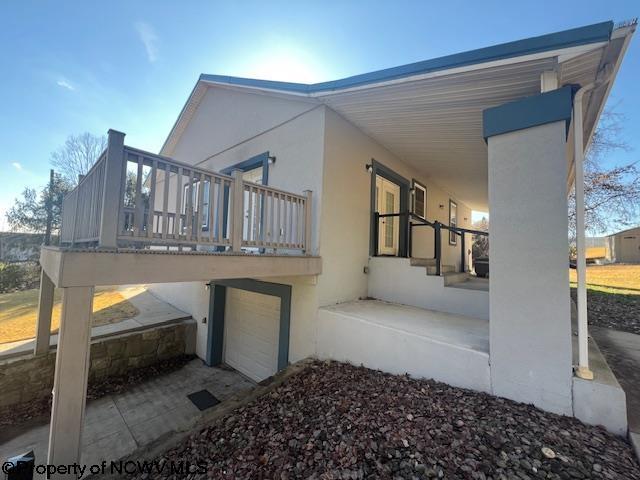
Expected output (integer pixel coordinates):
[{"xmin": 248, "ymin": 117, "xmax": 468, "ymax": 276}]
[
  {"xmin": 0, "ymin": 287, "xmax": 139, "ymax": 345},
  {"xmin": 569, "ymin": 263, "xmax": 640, "ymax": 293},
  {"xmin": 569, "ymin": 264, "xmax": 640, "ymax": 335}
]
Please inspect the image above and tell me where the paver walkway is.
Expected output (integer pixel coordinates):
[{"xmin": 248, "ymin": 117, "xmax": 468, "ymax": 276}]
[{"xmin": 0, "ymin": 359, "xmax": 254, "ymax": 467}]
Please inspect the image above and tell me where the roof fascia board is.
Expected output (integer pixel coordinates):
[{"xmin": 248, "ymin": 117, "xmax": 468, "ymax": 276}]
[
  {"xmin": 566, "ymin": 24, "xmax": 635, "ymax": 190},
  {"xmin": 482, "ymin": 85, "xmax": 576, "ymax": 140},
  {"xmin": 314, "ymin": 43, "xmax": 606, "ymax": 98}
]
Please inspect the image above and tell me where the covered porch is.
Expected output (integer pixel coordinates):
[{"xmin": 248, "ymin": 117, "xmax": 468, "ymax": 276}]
[{"xmin": 309, "ymin": 20, "xmax": 634, "ymax": 432}]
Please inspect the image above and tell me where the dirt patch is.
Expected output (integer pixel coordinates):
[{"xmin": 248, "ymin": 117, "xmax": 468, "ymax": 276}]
[
  {"xmin": 135, "ymin": 361, "xmax": 639, "ymax": 479},
  {"xmin": 0, "ymin": 354, "xmax": 195, "ymax": 432},
  {"xmin": 571, "ymin": 288, "xmax": 640, "ymax": 335}
]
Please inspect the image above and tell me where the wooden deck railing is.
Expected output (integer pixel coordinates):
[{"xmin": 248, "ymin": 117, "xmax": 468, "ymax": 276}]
[{"xmin": 60, "ymin": 130, "xmax": 313, "ymax": 253}]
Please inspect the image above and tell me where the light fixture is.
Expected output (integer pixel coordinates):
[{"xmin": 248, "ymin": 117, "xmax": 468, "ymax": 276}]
[
  {"xmin": 365, "ymin": 163, "xmax": 373, "ymax": 173},
  {"xmin": 439, "ymin": 204, "xmax": 445, "ymax": 209},
  {"xmin": 268, "ymin": 156, "xmax": 276, "ymax": 165}
]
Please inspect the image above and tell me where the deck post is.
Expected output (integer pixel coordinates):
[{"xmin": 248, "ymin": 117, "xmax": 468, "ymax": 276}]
[
  {"xmin": 303, "ymin": 190, "xmax": 313, "ymax": 254},
  {"xmin": 231, "ymin": 170, "xmax": 244, "ymax": 252},
  {"xmin": 34, "ymin": 269, "xmax": 55, "ymax": 355},
  {"xmin": 98, "ymin": 129, "xmax": 126, "ymax": 249},
  {"xmin": 47, "ymin": 286, "xmax": 94, "ymax": 470}
]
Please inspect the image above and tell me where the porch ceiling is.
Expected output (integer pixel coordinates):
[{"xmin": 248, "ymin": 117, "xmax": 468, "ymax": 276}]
[{"xmin": 318, "ymin": 48, "xmax": 606, "ymax": 211}]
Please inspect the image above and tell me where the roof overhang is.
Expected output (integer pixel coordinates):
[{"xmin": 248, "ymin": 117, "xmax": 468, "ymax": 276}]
[{"xmin": 161, "ymin": 21, "xmax": 635, "ymax": 211}]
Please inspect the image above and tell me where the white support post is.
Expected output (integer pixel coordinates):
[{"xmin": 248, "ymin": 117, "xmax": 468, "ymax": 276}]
[
  {"xmin": 573, "ymin": 88, "xmax": 594, "ymax": 380},
  {"xmin": 34, "ymin": 269, "xmax": 55, "ymax": 355},
  {"xmin": 231, "ymin": 170, "xmax": 244, "ymax": 252},
  {"xmin": 485, "ymin": 87, "xmax": 576, "ymax": 415},
  {"xmin": 47, "ymin": 286, "xmax": 94, "ymax": 470},
  {"xmin": 99, "ymin": 130, "xmax": 126, "ymax": 249},
  {"xmin": 303, "ymin": 190, "xmax": 313, "ymax": 254}
]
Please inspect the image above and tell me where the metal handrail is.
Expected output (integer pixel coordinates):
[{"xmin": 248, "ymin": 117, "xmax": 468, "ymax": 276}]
[{"xmin": 373, "ymin": 210, "xmax": 489, "ymax": 275}]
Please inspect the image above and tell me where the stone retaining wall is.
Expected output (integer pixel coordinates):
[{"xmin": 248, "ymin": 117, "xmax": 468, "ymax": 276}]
[{"xmin": 0, "ymin": 320, "xmax": 196, "ymax": 409}]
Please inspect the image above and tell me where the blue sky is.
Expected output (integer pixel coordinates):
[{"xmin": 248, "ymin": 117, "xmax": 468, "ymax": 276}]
[{"xmin": 1, "ymin": 1, "xmax": 638, "ymax": 229}]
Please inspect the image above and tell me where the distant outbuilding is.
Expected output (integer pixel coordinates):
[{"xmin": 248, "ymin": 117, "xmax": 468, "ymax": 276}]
[{"xmin": 606, "ymin": 226, "xmax": 640, "ymax": 263}]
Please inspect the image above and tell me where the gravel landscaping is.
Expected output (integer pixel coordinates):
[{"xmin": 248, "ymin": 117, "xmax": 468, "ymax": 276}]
[
  {"xmin": 571, "ymin": 288, "xmax": 640, "ymax": 335},
  {"xmin": 134, "ymin": 361, "xmax": 640, "ymax": 480}
]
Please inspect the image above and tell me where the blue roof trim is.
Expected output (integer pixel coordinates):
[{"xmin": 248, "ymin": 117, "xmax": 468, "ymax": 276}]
[
  {"xmin": 482, "ymin": 86, "xmax": 577, "ymax": 140},
  {"xmin": 200, "ymin": 21, "xmax": 613, "ymax": 94}
]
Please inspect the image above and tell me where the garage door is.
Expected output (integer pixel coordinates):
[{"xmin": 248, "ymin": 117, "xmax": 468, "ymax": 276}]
[{"xmin": 223, "ymin": 288, "xmax": 280, "ymax": 382}]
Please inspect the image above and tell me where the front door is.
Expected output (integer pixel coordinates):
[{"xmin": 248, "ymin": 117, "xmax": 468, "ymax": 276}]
[{"xmin": 376, "ymin": 175, "xmax": 401, "ymax": 255}]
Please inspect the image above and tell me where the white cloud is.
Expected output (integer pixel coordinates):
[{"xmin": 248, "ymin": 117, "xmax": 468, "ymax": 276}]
[
  {"xmin": 11, "ymin": 162, "xmax": 23, "ymax": 171},
  {"xmin": 135, "ymin": 21, "xmax": 159, "ymax": 63},
  {"xmin": 56, "ymin": 78, "xmax": 75, "ymax": 91}
]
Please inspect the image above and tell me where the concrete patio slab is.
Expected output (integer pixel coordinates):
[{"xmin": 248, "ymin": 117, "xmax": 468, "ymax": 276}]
[{"xmin": 0, "ymin": 359, "xmax": 254, "ymax": 467}]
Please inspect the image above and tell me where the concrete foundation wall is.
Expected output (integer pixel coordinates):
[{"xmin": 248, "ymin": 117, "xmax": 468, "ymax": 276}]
[
  {"xmin": 488, "ymin": 121, "xmax": 573, "ymax": 415},
  {"xmin": 368, "ymin": 257, "xmax": 489, "ymax": 320},
  {"xmin": 0, "ymin": 320, "xmax": 196, "ymax": 410}
]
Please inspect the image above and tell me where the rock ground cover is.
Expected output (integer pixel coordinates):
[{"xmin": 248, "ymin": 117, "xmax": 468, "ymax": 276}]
[
  {"xmin": 134, "ymin": 361, "xmax": 640, "ymax": 479},
  {"xmin": 570, "ymin": 288, "xmax": 640, "ymax": 335}
]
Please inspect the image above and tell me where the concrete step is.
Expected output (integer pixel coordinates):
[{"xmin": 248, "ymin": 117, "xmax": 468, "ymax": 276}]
[
  {"xmin": 443, "ymin": 272, "xmax": 469, "ymax": 286},
  {"xmin": 410, "ymin": 257, "xmax": 436, "ymax": 267},
  {"xmin": 426, "ymin": 264, "xmax": 456, "ymax": 275}
]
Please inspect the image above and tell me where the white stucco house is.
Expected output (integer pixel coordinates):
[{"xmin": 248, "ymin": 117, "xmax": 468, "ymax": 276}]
[{"xmin": 35, "ymin": 20, "xmax": 636, "ymax": 466}]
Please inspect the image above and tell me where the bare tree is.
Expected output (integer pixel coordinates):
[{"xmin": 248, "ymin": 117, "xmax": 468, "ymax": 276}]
[
  {"xmin": 569, "ymin": 109, "xmax": 640, "ymax": 237},
  {"xmin": 50, "ymin": 132, "xmax": 107, "ymax": 185},
  {"xmin": 472, "ymin": 216, "xmax": 489, "ymax": 259}
]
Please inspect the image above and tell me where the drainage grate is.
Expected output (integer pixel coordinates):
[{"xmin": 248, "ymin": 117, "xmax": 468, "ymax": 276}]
[{"xmin": 187, "ymin": 389, "xmax": 220, "ymax": 411}]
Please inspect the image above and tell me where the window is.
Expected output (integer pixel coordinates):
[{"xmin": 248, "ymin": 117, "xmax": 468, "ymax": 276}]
[
  {"xmin": 412, "ymin": 180, "xmax": 427, "ymax": 219},
  {"xmin": 449, "ymin": 200, "xmax": 457, "ymax": 245}
]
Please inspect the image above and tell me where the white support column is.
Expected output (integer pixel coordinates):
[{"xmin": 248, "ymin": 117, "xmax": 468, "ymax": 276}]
[
  {"xmin": 47, "ymin": 286, "xmax": 94, "ymax": 471},
  {"xmin": 488, "ymin": 120, "xmax": 573, "ymax": 415},
  {"xmin": 34, "ymin": 270, "xmax": 55, "ymax": 355},
  {"xmin": 98, "ymin": 130, "xmax": 126, "ymax": 249},
  {"xmin": 573, "ymin": 88, "xmax": 594, "ymax": 380}
]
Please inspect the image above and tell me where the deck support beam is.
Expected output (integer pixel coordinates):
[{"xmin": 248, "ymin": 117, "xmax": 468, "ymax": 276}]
[
  {"xmin": 47, "ymin": 286, "xmax": 94, "ymax": 471},
  {"xmin": 34, "ymin": 269, "xmax": 55, "ymax": 355}
]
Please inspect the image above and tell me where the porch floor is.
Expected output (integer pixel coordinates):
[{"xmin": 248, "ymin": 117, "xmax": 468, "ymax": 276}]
[
  {"xmin": 323, "ymin": 299, "xmax": 489, "ymax": 353},
  {"xmin": 0, "ymin": 359, "xmax": 254, "ymax": 466},
  {"xmin": 317, "ymin": 300, "xmax": 491, "ymax": 393}
]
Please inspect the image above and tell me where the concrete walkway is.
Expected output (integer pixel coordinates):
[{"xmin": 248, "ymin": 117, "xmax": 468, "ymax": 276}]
[
  {"xmin": 591, "ymin": 326, "xmax": 640, "ymax": 455},
  {"xmin": 0, "ymin": 286, "xmax": 191, "ymax": 358},
  {"xmin": 0, "ymin": 359, "xmax": 254, "ymax": 467}
]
